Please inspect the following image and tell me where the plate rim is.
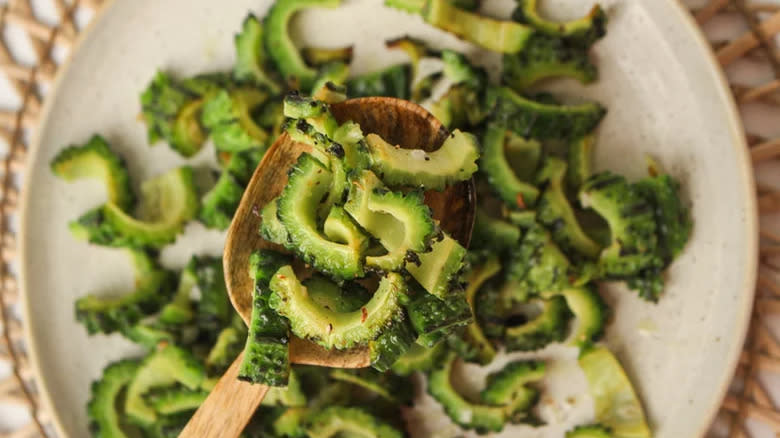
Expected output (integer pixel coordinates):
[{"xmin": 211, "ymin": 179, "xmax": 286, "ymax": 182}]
[{"xmin": 17, "ymin": 0, "xmax": 758, "ymax": 437}]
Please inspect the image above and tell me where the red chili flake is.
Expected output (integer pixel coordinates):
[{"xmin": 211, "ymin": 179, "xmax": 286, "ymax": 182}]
[
  {"xmin": 361, "ymin": 307, "xmax": 368, "ymax": 323},
  {"xmin": 568, "ymin": 275, "xmax": 576, "ymax": 284},
  {"xmin": 516, "ymin": 193, "xmax": 526, "ymax": 209},
  {"xmin": 277, "ymin": 274, "xmax": 286, "ymax": 280}
]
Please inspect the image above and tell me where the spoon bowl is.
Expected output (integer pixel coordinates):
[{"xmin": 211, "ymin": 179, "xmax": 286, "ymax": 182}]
[{"xmin": 180, "ymin": 97, "xmax": 476, "ymax": 438}]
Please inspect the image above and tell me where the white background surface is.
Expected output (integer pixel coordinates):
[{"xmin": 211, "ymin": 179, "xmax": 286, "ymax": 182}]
[{"xmin": 0, "ymin": 0, "xmax": 778, "ymax": 436}]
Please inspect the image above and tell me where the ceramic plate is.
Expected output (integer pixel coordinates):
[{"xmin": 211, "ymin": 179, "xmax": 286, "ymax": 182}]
[{"xmin": 20, "ymin": 0, "xmax": 757, "ymax": 436}]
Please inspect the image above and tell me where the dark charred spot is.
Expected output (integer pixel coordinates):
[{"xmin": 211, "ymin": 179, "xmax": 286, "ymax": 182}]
[
  {"xmin": 505, "ymin": 314, "xmax": 528, "ymax": 327},
  {"xmin": 328, "ymin": 143, "xmax": 345, "ymax": 158},
  {"xmin": 405, "ymin": 250, "xmax": 422, "ymax": 266}
]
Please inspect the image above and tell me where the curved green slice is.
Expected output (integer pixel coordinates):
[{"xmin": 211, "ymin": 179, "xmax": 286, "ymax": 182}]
[
  {"xmin": 87, "ymin": 359, "xmax": 140, "ymax": 438},
  {"xmin": 365, "ymin": 130, "xmax": 479, "ymax": 191},
  {"xmin": 263, "ymin": 0, "xmax": 341, "ymax": 91},
  {"xmin": 422, "ymin": 0, "xmax": 533, "ymax": 53},
  {"xmin": 50, "ymin": 135, "xmax": 134, "ymax": 211},
  {"xmin": 579, "ymin": 347, "xmax": 650, "ymax": 438},
  {"xmin": 269, "ymin": 266, "xmax": 406, "ymax": 350},
  {"xmin": 427, "ymin": 352, "xmax": 506, "ymax": 433},
  {"xmin": 480, "ymin": 122, "xmax": 539, "ymax": 209},
  {"xmin": 277, "ymin": 154, "xmax": 364, "ymax": 280},
  {"xmin": 306, "ymin": 406, "xmax": 404, "ymax": 438},
  {"xmin": 233, "ymin": 14, "xmax": 282, "ymax": 93},
  {"xmin": 101, "ymin": 166, "xmax": 199, "ymax": 248}
]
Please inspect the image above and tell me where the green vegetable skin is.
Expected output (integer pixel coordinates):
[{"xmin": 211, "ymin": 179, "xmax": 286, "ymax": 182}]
[
  {"xmin": 506, "ymin": 223, "xmax": 575, "ymax": 300},
  {"xmin": 406, "ymin": 232, "xmax": 467, "ymax": 299},
  {"xmin": 140, "ymin": 71, "xmax": 229, "ymax": 158},
  {"xmin": 201, "ymin": 88, "xmax": 269, "ymax": 152},
  {"xmin": 264, "ymin": 0, "xmax": 341, "ymax": 91},
  {"xmin": 85, "ymin": 166, "xmax": 199, "ymax": 248},
  {"xmin": 343, "ymin": 170, "xmax": 436, "ymax": 272},
  {"xmin": 365, "ymin": 130, "xmax": 479, "ymax": 191},
  {"xmin": 513, "ymin": 0, "xmax": 607, "ymax": 46},
  {"xmin": 450, "ymin": 254, "xmax": 500, "ymax": 364},
  {"xmin": 391, "ymin": 341, "xmax": 447, "ymax": 375},
  {"xmin": 481, "ymin": 360, "xmax": 545, "ymax": 423},
  {"xmin": 427, "ymin": 353, "xmax": 507, "ymax": 433},
  {"xmin": 561, "ymin": 286, "xmax": 607, "ymax": 348},
  {"xmin": 239, "ymin": 250, "xmax": 292, "ymax": 386},
  {"xmin": 270, "ymin": 266, "xmax": 406, "ymax": 350},
  {"xmin": 306, "ymin": 406, "xmax": 404, "ymax": 438},
  {"xmin": 50, "ymin": 134, "xmax": 135, "ymax": 211},
  {"xmin": 503, "ymin": 0, "xmax": 607, "ymax": 91},
  {"xmin": 302, "ymin": 45, "xmax": 354, "ymax": 66},
  {"xmin": 277, "ymin": 153, "xmax": 364, "ymax": 280},
  {"xmin": 566, "ymin": 424, "xmax": 614, "ymax": 438},
  {"xmin": 579, "ymin": 347, "xmax": 650, "ymax": 438},
  {"xmin": 502, "ymin": 32, "xmax": 597, "ymax": 91},
  {"xmin": 471, "ymin": 208, "xmax": 521, "ymax": 251},
  {"xmin": 124, "ymin": 345, "xmax": 206, "ymax": 426},
  {"xmin": 385, "ymin": 35, "xmax": 439, "ymax": 77},
  {"xmin": 406, "ymin": 289, "xmax": 471, "ymax": 347},
  {"xmin": 422, "ymin": 0, "xmax": 533, "ymax": 53},
  {"xmin": 87, "ymin": 359, "xmax": 140, "ymax": 438},
  {"xmin": 536, "ymin": 157, "xmax": 602, "ymax": 259},
  {"xmin": 504, "ymin": 296, "xmax": 572, "ymax": 351},
  {"xmin": 198, "ymin": 171, "xmax": 244, "ymax": 230},
  {"xmin": 233, "ymin": 14, "xmax": 282, "ymax": 93},
  {"xmin": 346, "ymin": 63, "xmax": 412, "ymax": 99},
  {"xmin": 494, "ymin": 87, "xmax": 607, "ymax": 141},
  {"xmin": 480, "ymin": 122, "xmax": 540, "ymax": 208},
  {"xmin": 579, "ymin": 172, "xmax": 660, "ymax": 280}
]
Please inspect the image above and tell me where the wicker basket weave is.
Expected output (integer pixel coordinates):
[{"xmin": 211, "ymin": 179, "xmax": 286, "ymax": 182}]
[{"xmin": 0, "ymin": 0, "xmax": 776, "ymax": 436}]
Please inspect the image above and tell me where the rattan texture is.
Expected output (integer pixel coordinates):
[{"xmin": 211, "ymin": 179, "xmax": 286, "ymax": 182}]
[{"xmin": 0, "ymin": 0, "xmax": 773, "ymax": 436}]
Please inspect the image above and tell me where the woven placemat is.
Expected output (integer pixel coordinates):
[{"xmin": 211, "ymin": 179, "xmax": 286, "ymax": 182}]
[{"xmin": 0, "ymin": 0, "xmax": 776, "ymax": 436}]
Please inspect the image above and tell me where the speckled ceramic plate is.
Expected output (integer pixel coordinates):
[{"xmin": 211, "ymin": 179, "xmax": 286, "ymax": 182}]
[{"xmin": 20, "ymin": 0, "xmax": 757, "ymax": 437}]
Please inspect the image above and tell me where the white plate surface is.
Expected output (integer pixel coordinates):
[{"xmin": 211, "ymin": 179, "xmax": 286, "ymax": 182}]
[{"xmin": 20, "ymin": 0, "xmax": 757, "ymax": 437}]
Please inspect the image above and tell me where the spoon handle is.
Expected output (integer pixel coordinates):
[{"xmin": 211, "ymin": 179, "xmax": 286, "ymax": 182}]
[{"xmin": 179, "ymin": 352, "xmax": 269, "ymax": 438}]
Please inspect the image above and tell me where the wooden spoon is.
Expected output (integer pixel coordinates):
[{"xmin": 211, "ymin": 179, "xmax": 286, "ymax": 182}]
[{"xmin": 179, "ymin": 97, "xmax": 476, "ymax": 438}]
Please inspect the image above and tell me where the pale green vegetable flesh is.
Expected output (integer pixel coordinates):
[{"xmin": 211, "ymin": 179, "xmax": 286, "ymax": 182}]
[
  {"xmin": 269, "ymin": 266, "xmax": 406, "ymax": 350},
  {"xmin": 422, "ymin": 0, "xmax": 533, "ymax": 53},
  {"xmin": 579, "ymin": 347, "xmax": 651, "ymax": 438}
]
